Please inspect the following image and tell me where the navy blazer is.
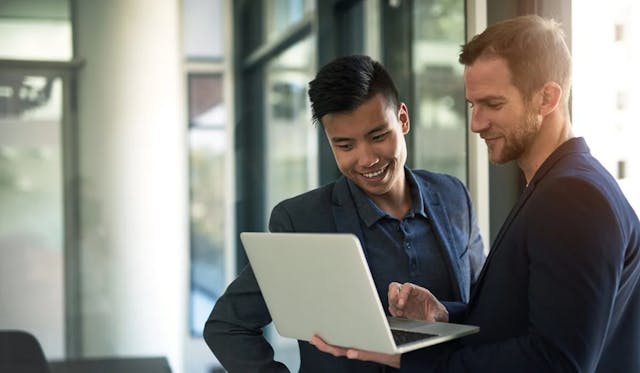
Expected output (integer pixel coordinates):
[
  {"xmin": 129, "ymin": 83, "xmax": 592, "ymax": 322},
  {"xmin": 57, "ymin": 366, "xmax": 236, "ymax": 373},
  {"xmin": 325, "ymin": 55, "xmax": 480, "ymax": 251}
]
[
  {"xmin": 204, "ymin": 169, "xmax": 484, "ymax": 373},
  {"xmin": 403, "ymin": 138, "xmax": 640, "ymax": 372}
]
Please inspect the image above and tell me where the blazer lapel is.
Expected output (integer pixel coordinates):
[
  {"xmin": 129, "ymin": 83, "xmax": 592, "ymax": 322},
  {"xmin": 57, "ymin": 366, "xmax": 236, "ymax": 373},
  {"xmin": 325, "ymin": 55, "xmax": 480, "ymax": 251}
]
[
  {"xmin": 422, "ymin": 187, "xmax": 465, "ymax": 302},
  {"xmin": 331, "ymin": 177, "xmax": 367, "ymax": 249},
  {"xmin": 469, "ymin": 182, "xmax": 535, "ymax": 302}
]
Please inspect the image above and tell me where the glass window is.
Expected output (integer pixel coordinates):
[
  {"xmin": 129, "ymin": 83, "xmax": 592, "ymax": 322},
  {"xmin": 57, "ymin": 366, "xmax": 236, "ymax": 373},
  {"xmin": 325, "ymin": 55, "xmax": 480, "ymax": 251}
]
[
  {"xmin": 262, "ymin": 35, "xmax": 315, "ymax": 372},
  {"xmin": 264, "ymin": 0, "xmax": 314, "ymax": 42},
  {"xmin": 183, "ymin": 0, "xmax": 231, "ymax": 346},
  {"xmin": 0, "ymin": 73, "xmax": 65, "ymax": 358},
  {"xmin": 264, "ymin": 36, "xmax": 317, "ymax": 218},
  {"xmin": 411, "ymin": 0, "xmax": 467, "ymax": 181},
  {"xmin": 0, "ymin": 0, "xmax": 72, "ymax": 61},
  {"xmin": 183, "ymin": 0, "xmax": 225, "ymax": 60},
  {"xmin": 573, "ymin": 0, "xmax": 640, "ymax": 212},
  {"xmin": 187, "ymin": 74, "xmax": 227, "ymax": 335}
]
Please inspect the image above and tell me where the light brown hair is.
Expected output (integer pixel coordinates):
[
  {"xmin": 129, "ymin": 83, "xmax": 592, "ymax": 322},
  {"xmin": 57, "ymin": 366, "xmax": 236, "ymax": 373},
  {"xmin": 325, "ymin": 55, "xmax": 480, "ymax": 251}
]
[{"xmin": 459, "ymin": 15, "xmax": 571, "ymax": 103}]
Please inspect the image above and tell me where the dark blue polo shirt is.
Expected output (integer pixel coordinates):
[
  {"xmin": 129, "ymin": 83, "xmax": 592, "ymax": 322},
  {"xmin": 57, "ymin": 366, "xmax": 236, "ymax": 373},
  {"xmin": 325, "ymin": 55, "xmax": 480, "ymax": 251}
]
[{"xmin": 347, "ymin": 169, "xmax": 455, "ymax": 314}]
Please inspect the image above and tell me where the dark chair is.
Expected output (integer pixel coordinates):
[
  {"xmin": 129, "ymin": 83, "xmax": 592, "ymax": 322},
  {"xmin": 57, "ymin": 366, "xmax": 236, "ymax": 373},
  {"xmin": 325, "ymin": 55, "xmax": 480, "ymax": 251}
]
[
  {"xmin": 48, "ymin": 356, "xmax": 172, "ymax": 373},
  {"xmin": 0, "ymin": 330, "xmax": 51, "ymax": 373}
]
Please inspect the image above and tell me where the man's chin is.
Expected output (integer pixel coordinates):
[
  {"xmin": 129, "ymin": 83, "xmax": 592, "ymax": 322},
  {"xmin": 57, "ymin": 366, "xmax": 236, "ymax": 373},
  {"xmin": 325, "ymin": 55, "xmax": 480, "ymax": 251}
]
[
  {"xmin": 488, "ymin": 151, "xmax": 511, "ymax": 165},
  {"xmin": 358, "ymin": 182, "xmax": 391, "ymax": 198}
]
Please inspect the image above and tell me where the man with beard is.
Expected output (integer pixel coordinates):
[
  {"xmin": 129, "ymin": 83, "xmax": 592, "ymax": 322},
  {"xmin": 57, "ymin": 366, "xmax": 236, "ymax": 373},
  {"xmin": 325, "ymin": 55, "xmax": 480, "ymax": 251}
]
[
  {"xmin": 311, "ymin": 15, "xmax": 640, "ymax": 372},
  {"xmin": 204, "ymin": 55, "xmax": 485, "ymax": 373}
]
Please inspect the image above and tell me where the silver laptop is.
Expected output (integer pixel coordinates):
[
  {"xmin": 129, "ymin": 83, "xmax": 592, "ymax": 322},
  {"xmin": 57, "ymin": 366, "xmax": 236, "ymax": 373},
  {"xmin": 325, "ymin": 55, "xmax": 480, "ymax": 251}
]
[{"xmin": 240, "ymin": 232, "xmax": 479, "ymax": 354}]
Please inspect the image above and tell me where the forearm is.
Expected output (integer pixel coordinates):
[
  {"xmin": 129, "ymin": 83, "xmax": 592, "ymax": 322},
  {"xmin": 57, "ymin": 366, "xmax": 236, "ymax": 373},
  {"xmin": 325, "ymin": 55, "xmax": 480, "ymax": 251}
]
[
  {"xmin": 204, "ymin": 265, "xmax": 290, "ymax": 372},
  {"xmin": 204, "ymin": 317, "xmax": 289, "ymax": 373}
]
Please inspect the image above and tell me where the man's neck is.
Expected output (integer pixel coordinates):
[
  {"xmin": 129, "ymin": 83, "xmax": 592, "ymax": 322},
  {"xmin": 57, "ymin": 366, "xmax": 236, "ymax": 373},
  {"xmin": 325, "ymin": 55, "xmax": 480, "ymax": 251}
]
[
  {"xmin": 369, "ymin": 172, "xmax": 412, "ymax": 220},
  {"xmin": 518, "ymin": 112, "xmax": 573, "ymax": 184}
]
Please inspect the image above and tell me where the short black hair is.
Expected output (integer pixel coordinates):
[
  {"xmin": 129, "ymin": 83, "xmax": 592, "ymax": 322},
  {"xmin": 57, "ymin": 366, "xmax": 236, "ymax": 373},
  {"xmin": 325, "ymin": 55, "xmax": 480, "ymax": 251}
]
[{"xmin": 308, "ymin": 55, "xmax": 400, "ymax": 126}]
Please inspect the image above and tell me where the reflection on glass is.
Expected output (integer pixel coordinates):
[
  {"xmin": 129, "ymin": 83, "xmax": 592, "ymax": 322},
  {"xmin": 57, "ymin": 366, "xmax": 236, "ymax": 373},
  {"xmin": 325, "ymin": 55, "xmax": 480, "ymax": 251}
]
[
  {"xmin": 188, "ymin": 74, "xmax": 227, "ymax": 335},
  {"xmin": 0, "ymin": 74, "xmax": 65, "ymax": 358},
  {"xmin": 183, "ymin": 0, "xmax": 225, "ymax": 60},
  {"xmin": 264, "ymin": 0, "xmax": 314, "ymax": 41},
  {"xmin": 263, "ymin": 36, "xmax": 315, "ymax": 372},
  {"xmin": 412, "ymin": 0, "xmax": 467, "ymax": 181},
  {"xmin": 265, "ymin": 36, "xmax": 317, "ymax": 217}
]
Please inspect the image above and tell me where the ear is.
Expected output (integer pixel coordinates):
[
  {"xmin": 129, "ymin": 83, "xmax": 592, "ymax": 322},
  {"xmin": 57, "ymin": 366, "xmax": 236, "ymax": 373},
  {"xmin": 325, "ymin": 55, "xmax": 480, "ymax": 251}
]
[
  {"xmin": 538, "ymin": 81, "xmax": 562, "ymax": 117},
  {"xmin": 398, "ymin": 102, "xmax": 410, "ymax": 134}
]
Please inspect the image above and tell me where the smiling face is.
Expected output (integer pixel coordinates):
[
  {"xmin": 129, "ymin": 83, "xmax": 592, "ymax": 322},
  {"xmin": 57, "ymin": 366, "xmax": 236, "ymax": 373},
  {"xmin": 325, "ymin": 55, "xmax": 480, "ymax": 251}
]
[
  {"xmin": 464, "ymin": 56, "xmax": 542, "ymax": 164},
  {"xmin": 321, "ymin": 93, "xmax": 410, "ymax": 204}
]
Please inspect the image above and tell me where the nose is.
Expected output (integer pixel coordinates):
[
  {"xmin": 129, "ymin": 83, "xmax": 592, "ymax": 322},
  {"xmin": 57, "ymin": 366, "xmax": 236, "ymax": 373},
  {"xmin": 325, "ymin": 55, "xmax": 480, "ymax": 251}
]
[
  {"xmin": 357, "ymin": 143, "xmax": 379, "ymax": 168},
  {"xmin": 470, "ymin": 106, "xmax": 490, "ymax": 133}
]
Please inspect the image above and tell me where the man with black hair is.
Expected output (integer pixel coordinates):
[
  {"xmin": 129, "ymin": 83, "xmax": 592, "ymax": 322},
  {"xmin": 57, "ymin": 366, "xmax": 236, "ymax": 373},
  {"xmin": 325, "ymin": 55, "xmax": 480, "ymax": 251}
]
[{"xmin": 204, "ymin": 55, "xmax": 485, "ymax": 373}]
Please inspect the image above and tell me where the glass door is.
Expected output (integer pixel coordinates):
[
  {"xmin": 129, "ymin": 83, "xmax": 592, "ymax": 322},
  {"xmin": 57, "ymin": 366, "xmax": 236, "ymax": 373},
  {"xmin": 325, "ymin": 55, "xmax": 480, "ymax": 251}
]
[{"xmin": 0, "ymin": 70, "xmax": 67, "ymax": 359}]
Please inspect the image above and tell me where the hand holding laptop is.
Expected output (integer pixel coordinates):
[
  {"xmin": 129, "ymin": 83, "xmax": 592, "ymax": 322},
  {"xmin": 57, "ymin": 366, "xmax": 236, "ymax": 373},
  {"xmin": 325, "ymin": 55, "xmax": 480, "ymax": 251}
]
[
  {"xmin": 388, "ymin": 282, "xmax": 449, "ymax": 322},
  {"xmin": 309, "ymin": 281, "xmax": 450, "ymax": 369},
  {"xmin": 310, "ymin": 335, "xmax": 401, "ymax": 368}
]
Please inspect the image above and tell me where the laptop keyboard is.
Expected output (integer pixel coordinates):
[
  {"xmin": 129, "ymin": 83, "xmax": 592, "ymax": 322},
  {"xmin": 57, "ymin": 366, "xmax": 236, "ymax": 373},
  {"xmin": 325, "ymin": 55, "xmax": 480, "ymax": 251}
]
[{"xmin": 391, "ymin": 329, "xmax": 437, "ymax": 346}]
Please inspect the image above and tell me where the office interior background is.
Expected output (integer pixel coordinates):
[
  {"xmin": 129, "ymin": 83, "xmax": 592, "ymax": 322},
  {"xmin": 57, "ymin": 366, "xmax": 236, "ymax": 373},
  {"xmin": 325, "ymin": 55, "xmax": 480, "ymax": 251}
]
[{"xmin": 0, "ymin": 0, "xmax": 638, "ymax": 372}]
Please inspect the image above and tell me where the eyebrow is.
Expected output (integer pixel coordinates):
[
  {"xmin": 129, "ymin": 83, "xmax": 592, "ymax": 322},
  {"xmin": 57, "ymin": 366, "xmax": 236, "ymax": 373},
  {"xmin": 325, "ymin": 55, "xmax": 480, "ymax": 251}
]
[
  {"xmin": 466, "ymin": 95, "xmax": 507, "ymax": 104},
  {"xmin": 330, "ymin": 124, "xmax": 388, "ymax": 143}
]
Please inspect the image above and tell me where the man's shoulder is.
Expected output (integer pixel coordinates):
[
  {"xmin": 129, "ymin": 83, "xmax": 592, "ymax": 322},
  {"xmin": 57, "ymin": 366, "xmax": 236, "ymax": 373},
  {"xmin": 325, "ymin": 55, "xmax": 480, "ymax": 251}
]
[
  {"xmin": 275, "ymin": 181, "xmax": 337, "ymax": 209},
  {"xmin": 269, "ymin": 181, "xmax": 340, "ymax": 231}
]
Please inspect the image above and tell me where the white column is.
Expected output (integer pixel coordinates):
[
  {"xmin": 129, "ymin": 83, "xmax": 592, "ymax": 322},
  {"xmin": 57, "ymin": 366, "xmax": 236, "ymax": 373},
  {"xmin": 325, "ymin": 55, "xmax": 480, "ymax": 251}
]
[{"xmin": 75, "ymin": 1, "xmax": 188, "ymax": 372}]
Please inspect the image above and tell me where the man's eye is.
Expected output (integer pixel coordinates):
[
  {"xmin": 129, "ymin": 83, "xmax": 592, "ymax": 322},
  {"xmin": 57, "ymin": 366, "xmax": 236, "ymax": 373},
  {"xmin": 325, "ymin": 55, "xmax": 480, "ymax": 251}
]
[
  {"xmin": 487, "ymin": 103, "xmax": 504, "ymax": 109},
  {"xmin": 372, "ymin": 133, "xmax": 388, "ymax": 141},
  {"xmin": 336, "ymin": 144, "xmax": 353, "ymax": 150}
]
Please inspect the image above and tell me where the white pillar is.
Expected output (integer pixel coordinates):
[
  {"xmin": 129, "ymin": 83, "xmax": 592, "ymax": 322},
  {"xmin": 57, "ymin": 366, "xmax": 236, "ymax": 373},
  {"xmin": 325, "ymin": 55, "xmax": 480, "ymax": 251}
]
[{"xmin": 75, "ymin": 1, "xmax": 187, "ymax": 372}]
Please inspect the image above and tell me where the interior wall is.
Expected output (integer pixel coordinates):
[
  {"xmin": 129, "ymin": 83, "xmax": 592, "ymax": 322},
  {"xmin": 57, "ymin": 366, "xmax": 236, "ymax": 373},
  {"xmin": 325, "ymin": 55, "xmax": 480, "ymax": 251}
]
[{"xmin": 74, "ymin": 1, "xmax": 188, "ymax": 371}]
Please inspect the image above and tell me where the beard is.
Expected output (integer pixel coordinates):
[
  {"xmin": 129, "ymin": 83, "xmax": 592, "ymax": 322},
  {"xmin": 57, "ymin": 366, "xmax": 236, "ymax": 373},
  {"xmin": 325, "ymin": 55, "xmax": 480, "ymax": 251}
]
[{"xmin": 491, "ymin": 105, "xmax": 541, "ymax": 164}]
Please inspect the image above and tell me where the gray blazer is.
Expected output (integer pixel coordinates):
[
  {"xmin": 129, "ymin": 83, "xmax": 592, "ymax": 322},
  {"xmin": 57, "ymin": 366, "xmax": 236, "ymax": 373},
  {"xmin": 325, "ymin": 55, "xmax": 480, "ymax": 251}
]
[{"xmin": 205, "ymin": 169, "xmax": 485, "ymax": 373}]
